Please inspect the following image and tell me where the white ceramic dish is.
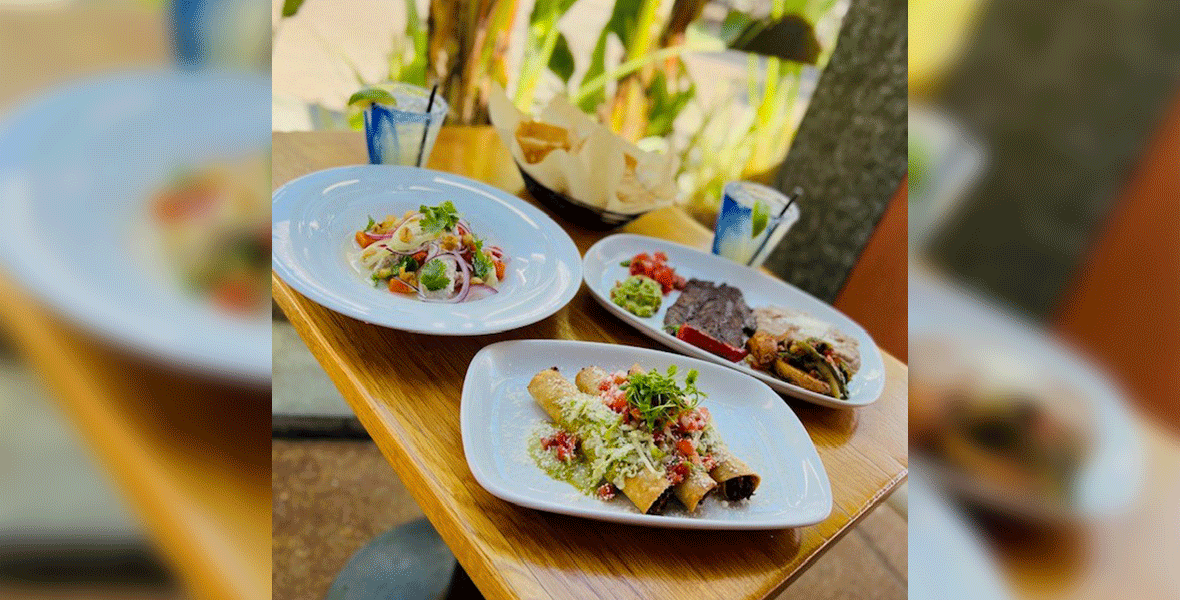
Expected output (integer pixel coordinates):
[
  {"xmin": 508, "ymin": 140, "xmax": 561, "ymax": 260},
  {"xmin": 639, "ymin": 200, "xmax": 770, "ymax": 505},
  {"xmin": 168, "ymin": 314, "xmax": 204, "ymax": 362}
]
[
  {"xmin": 272, "ymin": 165, "xmax": 582, "ymax": 336},
  {"xmin": 910, "ymin": 269, "xmax": 1144, "ymax": 520},
  {"xmin": 909, "ymin": 470, "xmax": 1015, "ymax": 600},
  {"xmin": 582, "ymin": 234, "xmax": 885, "ymax": 408},
  {"xmin": 0, "ymin": 71, "xmax": 270, "ymax": 381},
  {"xmin": 460, "ymin": 339, "xmax": 832, "ymax": 530}
]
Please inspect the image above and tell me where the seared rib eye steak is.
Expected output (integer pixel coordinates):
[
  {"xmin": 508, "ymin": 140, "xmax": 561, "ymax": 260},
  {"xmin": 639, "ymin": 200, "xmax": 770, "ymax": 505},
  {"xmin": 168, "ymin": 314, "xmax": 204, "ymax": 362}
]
[{"xmin": 663, "ymin": 279, "xmax": 755, "ymax": 347}]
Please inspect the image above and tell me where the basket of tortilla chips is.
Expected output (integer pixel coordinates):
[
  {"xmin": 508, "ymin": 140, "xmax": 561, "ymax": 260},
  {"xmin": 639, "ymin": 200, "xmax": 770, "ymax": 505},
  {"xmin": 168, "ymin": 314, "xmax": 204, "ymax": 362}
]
[{"xmin": 488, "ymin": 84, "xmax": 678, "ymax": 230}]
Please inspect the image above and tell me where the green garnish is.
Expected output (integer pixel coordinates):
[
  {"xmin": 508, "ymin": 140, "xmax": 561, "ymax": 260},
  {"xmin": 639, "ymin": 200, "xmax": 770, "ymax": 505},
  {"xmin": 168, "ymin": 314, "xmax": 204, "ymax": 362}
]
[
  {"xmin": 419, "ymin": 201, "xmax": 460, "ymax": 234},
  {"xmin": 664, "ymin": 323, "xmax": 681, "ymax": 336},
  {"xmin": 620, "ymin": 259, "xmax": 632, "ymax": 267},
  {"xmin": 395, "ymin": 255, "xmax": 419, "ymax": 272},
  {"xmin": 370, "ymin": 267, "xmax": 394, "ymax": 283},
  {"xmin": 751, "ymin": 199, "xmax": 769, "ymax": 238},
  {"xmin": 347, "ymin": 87, "xmax": 398, "ymax": 108},
  {"xmin": 472, "ymin": 239, "xmax": 493, "ymax": 279},
  {"xmin": 419, "ymin": 258, "xmax": 450, "ymax": 291},
  {"xmin": 620, "ymin": 365, "xmax": 704, "ymax": 430},
  {"xmin": 365, "ymin": 215, "xmax": 376, "ymax": 231}
]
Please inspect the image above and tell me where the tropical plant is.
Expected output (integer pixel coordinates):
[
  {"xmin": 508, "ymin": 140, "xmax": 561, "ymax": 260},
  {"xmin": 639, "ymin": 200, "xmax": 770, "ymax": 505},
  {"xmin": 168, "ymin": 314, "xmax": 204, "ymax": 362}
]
[{"xmin": 279, "ymin": 0, "xmax": 847, "ymax": 219}]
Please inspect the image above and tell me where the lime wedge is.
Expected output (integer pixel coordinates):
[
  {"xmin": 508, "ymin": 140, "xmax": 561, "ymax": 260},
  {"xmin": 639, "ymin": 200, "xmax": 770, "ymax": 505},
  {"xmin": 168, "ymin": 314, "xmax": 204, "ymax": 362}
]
[
  {"xmin": 347, "ymin": 88, "xmax": 397, "ymax": 108},
  {"xmin": 751, "ymin": 200, "xmax": 770, "ymax": 238}
]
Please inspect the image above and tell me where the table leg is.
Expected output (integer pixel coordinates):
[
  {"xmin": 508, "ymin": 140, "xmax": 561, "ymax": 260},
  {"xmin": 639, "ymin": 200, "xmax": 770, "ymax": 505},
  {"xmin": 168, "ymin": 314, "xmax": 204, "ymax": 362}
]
[{"xmin": 324, "ymin": 518, "xmax": 484, "ymax": 600}]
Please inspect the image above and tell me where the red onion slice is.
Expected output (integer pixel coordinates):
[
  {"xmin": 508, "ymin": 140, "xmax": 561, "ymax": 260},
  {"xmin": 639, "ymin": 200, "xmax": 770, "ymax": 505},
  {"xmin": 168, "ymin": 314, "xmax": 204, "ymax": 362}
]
[{"xmin": 466, "ymin": 284, "xmax": 499, "ymax": 301}]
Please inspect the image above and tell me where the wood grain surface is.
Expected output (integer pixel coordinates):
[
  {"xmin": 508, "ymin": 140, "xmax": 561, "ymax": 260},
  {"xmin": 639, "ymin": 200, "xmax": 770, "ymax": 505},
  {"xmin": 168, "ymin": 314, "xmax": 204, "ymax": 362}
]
[
  {"xmin": 272, "ymin": 129, "xmax": 908, "ymax": 600},
  {"xmin": 0, "ymin": 275, "xmax": 271, "ymax": 600}
]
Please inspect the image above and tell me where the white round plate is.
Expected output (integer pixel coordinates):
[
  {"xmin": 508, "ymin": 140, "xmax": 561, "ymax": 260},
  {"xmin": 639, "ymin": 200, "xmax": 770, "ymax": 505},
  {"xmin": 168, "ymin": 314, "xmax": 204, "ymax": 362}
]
[
  {"xmin": 0, "ymin": 71, "xmax": 271, "ymax": 381},
  {"xmin": 272, "ymin": 165, "xmax": 582, "ymax": 336},
  {"xmin": 910, "ymin": 269, "xmax": 1144, "ymax": 520},
  {"xmin": 582, "ymin": 234, "xmax": 885, "ymax": 408},
  {"xmin": 460, "ymin": 339, "xmax": 832, "ymax": 529}
]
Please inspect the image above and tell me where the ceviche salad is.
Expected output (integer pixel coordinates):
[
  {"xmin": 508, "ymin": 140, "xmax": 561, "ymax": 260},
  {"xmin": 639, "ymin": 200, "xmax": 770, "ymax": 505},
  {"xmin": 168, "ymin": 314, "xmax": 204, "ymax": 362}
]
[
  {"xmin": 354, "ymin": 201, "xmax": 507, "ymax": 303},
  {"xmin": 152, "ymin": 158, "xmax": 269, "ymax": 314}
]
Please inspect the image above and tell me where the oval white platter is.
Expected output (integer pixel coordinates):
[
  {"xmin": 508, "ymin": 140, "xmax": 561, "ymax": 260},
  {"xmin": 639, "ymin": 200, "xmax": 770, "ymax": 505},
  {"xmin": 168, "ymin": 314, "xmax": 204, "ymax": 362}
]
[
  {"xmin": 910, "ymin": 269, "xmax": 1144, "ymax": 520},
  {"xmin": 460, "ymin": 339, "xmax": 832, "ymax": 529},
  {"xmin": 582, "ymin": 234, "xmax": 886, "ymax": 408},
  {"xmin": 272, "ymin": 165, "xmax": 583, "ymax": 336}
]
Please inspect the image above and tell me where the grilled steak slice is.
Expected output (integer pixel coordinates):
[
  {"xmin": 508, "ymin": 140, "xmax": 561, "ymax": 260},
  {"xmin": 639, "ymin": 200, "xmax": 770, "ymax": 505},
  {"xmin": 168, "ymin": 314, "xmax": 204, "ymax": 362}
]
[{"xmin": 663, "ymin": 279, "xmax": 754, "ymax": 348}]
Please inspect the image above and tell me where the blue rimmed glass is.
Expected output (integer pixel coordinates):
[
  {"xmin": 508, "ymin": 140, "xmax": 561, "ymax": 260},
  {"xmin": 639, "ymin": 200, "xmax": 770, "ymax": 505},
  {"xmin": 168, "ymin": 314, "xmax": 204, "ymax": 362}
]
[
  {"xmin": 712, "ymin": 181, "xmax": 801, "ymax": 268},
  {"xmin": 362, "ymin": 83, "xmax": 449, "ymax": 167}
]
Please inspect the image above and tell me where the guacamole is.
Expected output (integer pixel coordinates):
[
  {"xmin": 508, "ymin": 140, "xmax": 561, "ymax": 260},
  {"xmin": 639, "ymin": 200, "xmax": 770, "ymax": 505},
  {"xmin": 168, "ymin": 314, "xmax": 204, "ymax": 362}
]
[{"xmin": 610, "ymin": 275, "xmax": 662, "ymax": 317}]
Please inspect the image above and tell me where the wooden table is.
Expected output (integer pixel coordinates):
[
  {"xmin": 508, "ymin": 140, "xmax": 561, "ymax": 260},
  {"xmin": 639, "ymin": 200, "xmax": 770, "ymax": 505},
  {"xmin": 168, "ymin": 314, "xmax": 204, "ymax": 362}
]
[
  {"xmin": 272, "ymin": 129, "xmax": 909, "ymax": 600},
  {"xmin": 0, "ymin": 272, "xmax": 271, "ymax": 600}
]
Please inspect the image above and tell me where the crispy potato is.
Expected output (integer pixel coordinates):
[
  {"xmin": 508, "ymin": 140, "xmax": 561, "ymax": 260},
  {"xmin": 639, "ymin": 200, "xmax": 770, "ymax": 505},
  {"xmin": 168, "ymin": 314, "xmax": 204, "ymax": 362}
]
[{"xmin": 773, "ymin": 358, "xmax": 831, "ymax": 396}]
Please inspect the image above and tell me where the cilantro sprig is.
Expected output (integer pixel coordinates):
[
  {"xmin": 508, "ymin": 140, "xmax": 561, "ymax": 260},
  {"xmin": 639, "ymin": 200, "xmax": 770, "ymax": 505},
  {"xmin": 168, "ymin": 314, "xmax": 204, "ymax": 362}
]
[
  {"xmin": 620, "ymin": 365, "xmax": 704, "ymax": 430},
  {"xmin": 471, "ymin": 238, "xmax": 494, "ymax": 279},
  {"xmin": 419, "ymin": 201, "xmax": 460, "ymax": 234},
  {"xmin": 419, "ymin": 258, "xmax": 450, "ymax": 291}
]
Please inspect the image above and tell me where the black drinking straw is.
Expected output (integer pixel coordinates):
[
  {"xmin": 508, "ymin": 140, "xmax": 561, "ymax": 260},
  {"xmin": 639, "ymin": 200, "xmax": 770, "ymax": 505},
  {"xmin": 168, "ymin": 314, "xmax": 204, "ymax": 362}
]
[
  {"xmin": 416, "ymin": 84, "xmax": 439, "ymax": 167},
  {"xmin": 747, "ymin": 186, "xmax": 802, "ymax": 265}
]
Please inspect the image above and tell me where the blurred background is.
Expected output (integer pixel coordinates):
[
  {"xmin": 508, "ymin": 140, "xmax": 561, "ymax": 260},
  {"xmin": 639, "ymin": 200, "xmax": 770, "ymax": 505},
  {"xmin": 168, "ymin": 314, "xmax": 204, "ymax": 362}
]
[
  {"xmin": 910, "ymin": 0, "xmax": 1180, "ymax": 598},
  {"xmin": 271, "ymin": 0, "xmax": 906, "ymax": 598},
  {"xmin": 0, "ymin": 1, "xmax": 269, "ymax": 599}
]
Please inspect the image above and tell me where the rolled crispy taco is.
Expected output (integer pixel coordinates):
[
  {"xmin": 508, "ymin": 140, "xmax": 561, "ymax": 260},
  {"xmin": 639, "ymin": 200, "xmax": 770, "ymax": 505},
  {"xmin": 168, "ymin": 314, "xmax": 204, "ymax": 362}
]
[
  {"xmin": 527, "ymin": 368, "xmax": 674, "ymax": 515},
  {"xmin": 574, "ymin": 367, "xmax": 717, "ymax": 512},
  {"xmin": 594, "ymin": 363, "xmax": 760, "ymax": 501}
]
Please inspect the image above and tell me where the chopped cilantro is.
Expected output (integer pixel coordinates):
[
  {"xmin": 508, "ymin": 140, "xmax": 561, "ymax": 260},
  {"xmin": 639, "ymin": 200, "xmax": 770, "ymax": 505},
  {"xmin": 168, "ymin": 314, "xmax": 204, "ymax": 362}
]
[
  {"xmin": 620, "ymin": 259, "xmax": 632, "ymax": 267},
  {"xmin": 620, "ymin": 365, "xmax": 704, "ymax": 430},
  {"xmin": 419, "ymin": 201, "xmax": 460, "ymax": 234},
  {"xmin": 395, "ymin": 254, "xmax": 419, "ymax": 272},
  {"xmin": 471, "ymin": 238, "xmax": 493, "ymax": 279},
  {"xmin": 419, "ymin": 258, "xmax": 450, "ymax": 291}
]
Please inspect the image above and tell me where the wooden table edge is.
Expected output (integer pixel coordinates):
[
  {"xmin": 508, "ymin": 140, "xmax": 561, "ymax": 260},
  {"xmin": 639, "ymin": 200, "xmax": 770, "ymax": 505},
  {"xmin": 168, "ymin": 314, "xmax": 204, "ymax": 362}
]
[{"xmin": 0, "ymin": 273, "xmax": 262, "ymax": 600}]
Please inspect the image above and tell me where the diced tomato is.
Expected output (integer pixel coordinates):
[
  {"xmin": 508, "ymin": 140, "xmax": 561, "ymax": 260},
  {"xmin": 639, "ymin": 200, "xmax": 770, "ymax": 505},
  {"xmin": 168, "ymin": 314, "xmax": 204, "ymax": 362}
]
[
  {"xmin": 605, "ymin": 394, "xmax": 628, "ymax": 413},
  {"xmin": 212, "ymin": 277, "xmax": 258, "ymax": 313},
  {"xmin": 493, "ymin": 259, "xmax": 506, "ymax": 281},
  {"xmin": 625, "ymin": 251, "xmax": 685, "ymax": 293},
  {"xmin": 678, "ymin": 408, "xmax": 709, "ymax": 432},
  {"xmin": 702, "ymin": 454, "xmax": 717, "ymax": 471},
  {"xmin": 388, "ymin": 278, "xmax": 415, "ymax": 294},
  {"xmin": 676, "ymin": 439, "xmax": 696, "ymax": 457},
  {"xmin": 596, "ymin": 483, "xmax": 618, "ymax": 500},
  {"xmin": 675, "ymin": 325, "xmax": 749, "ymax": 362},
  {"xmin": 541, "ymin": 430, "xmax": 579, "ymax": 462},
  {"xmin": 666, "ymin": 462, "xmax": 689, "ymax": 485},
  {"xmin": 412, "ymin": 251, "xmax": 428, "ymax": 265},
  {"xmin": 355, "ymin": 231, "xmax": 375, "ymax": 248}
]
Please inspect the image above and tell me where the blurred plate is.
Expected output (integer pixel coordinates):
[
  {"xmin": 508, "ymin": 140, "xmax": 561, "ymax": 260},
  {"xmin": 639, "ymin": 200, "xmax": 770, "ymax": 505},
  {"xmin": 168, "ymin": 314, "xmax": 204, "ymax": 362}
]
[
  {"xmin": 0, "ymin": 71, "xmax": 270, "ymax": 381},
  {"xmin": 583, "ymin": 234, "xmax": 885, "ymax": 408},
  {"xmin": 909, "ymin": 470, "xmax": 1015, "ymax": 600},
  {"xmin": 460, "ymin": 339, "xmax": 831, "ymax": 529},
  {"xmin": 272, "ymin": 165, "xmax": 582, "ymax": 336},
  {"xmin": 910, "ymin": 270, "xmax": 1145, "ymax": 519}
]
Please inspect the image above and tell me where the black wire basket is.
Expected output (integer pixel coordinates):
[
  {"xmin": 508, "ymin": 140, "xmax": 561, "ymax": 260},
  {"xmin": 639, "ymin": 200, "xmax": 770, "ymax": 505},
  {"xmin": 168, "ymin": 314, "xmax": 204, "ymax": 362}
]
[{"xmin": 516, "ymin": 162, "xmax": 643, "ymax": 231}]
